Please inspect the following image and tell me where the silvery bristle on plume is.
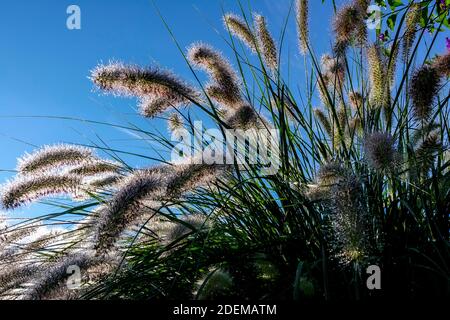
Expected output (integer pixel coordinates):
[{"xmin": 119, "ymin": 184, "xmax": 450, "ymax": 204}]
[
  {"xmin": 167, "ymin": 112, "xmax": 183, "ymax": 133},
  {"xmin": 296, "ymin": 0, "xmax": 309, "ymax": 55},
  {"xmin": 67, "ymin": 159, "xmax": 121, "ymax": 176},
  {"xmin": 254, "ymin": 14, "xmax": 278, "ymax": 72},
  {"xmin": 223, "ymin": 13, "xmax": 257, "ymax": 52},
  {"xmin": 23, "ymin": 252, "xmax": 97, "ymax": 300},
  {"xmin": 0, "ymin": 173, "xmax": 82, "ymax": 209},
  {"xmin": 410, "ymin": 65, "xmax": 440, "ymax": 121},
  {"xmin": 92, "ymin": 167, "xmax": 169, "ymax": 253},
  {"xmin": 364, "ymin": 132, "xmax": 400, "ymax": 172},
  {"xmin": 17, "ymin": 144, "xmax": 95, "ymax": 175},
  {"xmin": 91, "ymin": 62, "xmax": 199, "ymax": 117},
  {"xmin": 187, "ymin": 43, "xmax": 243, "ymax": 109}
]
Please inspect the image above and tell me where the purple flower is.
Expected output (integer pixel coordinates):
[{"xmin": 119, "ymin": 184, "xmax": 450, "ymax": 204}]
[
  {"xmin": 378, "ymin": 34, "xmax": 385, "ymax": 42},
  {"xmin": 440, "ymin": 0, "xmax": 447, "ymax": 10},
  {"xmin": 446, "ymin": 37, "xmax": 450, "ymax": 52}
]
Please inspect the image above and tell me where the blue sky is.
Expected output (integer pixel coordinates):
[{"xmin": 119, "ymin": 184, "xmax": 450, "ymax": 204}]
[{"xmin": 0, "ymin": 0, "xmax": 447, "ymax": 220}]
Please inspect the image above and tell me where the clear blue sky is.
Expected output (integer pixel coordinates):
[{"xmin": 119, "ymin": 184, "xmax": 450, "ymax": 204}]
[{"xmin": 0, "ymin": 0, "xmax": 446, "ymax": 220}]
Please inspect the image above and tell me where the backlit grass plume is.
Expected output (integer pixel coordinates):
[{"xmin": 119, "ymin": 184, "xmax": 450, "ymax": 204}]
[
  {"xmin": 432, "ymin": 52, "xmax": 450, "ymax": 77},
  {"xmin": 1, "ymin": 0, "xmax": 448, "ymax": 301},
  {"xmin": 17, "ymin": 144, "xmax": 94, "ymax": 175},
  {"xmin": 0, "ymin": 173, "xmax": 82, "ymax": 209},
  {"xmin": 313, "ymin": 108, "xmax": 332, "ymax": 136},
  {"xmin": 254, "ymin": 14, "xmax": 278, "ymax": 72},
  {"xmin": 0, "ymin": 264, "xmax": 39, "ymax": 296},
  {"xmin": 415, "ymin": 130, "xmax": 442, "ymax": 171},
  {"xmin": 188, "ymin": 43, "xmax": 243, "ymax": 109},
  {"xmin": 225, "ymin": 104, "xmax": 261, "ymax": 129},
  {"xmin": 410, "ymin": 65, "xmax": 440, "ymax": 121},
  {"xmin": 167, "ymin": 162, "xmax": 226, "ymax": 196},
  {"xmin": 296, "ymin": 0, "xmax": 309, "ymax": 55},
  {"xmin": 0, "ymin": 224, "xmax": 39, "ymax": 248},
  {"xmin": 329, "ymin": 173, "xmax": 370, "ymax": 266},
  {"xmin": 367, "ymin": 44, "xmax": 386, "ymax": 108},
  {"xmin": 167, "ymin": 112, "xmax": 183, "ymax": 133},
  {"xmin": 321, "ymin": 54, "xmax": 345, "ymax": 87},
  {"xmin": 402, "ymin": 3, "xmax": 421, "ymax": 61},
  {"xmin": 154, "ymin": 214, "xmax": 211, "ymax": 245},
  {"xmin": 23, "ymin": 252, "xmax": 97, "ymax": 300},
  {"xmin": 223, "ymin": 13, "xmax": 256, "ymax": 52},
  {"xmin": 93, "ymin": 168, "xmax": 167, "ymax": 253},
  {"xmin": 67, "ymin": 160, "xmax": 121, "ymax": 176},
  {"xmin": 333, "ymin": 2, "xmax": 366, "ymax": 54},
  {"xmin": 348, "ymin": 91, "xmax": 363, "ymax": 112},
  {"xmin": 91, "ymin": 62, "xmax": 199, "ymax": 118},
  {"xmin": 364, "ymin": 132, "xmax": 400, "ymax": 172}
]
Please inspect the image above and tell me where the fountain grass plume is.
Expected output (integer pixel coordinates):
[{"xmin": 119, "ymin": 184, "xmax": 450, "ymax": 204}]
[
  {"xmin": 364, "ymin": 132, "xmax": 400, "ymax": 172},
  {"xmin": 67, "ymin": 159, "xmax": 121, "ymax": 176},
  {"xmin": 329, "ymin": 173, "xmax": 371, "ymax": 266},
  {"xmin": 0, "ymin": 264, "xmax": 40, "ymax": 296},
  {"xmin": 92, "ymin": 167, "xmax": 169, "ymax": 253},
  {"xmin": 0, "ymin": 173, "xmax": 82, "ymax": 209},
  {"xmin": 23, "ymin": 252, "xmax": 98, "ymax": 300},
  {"xmin": 367, "ymin": 44, "xmax": 386, "ymax": 108},
  {"xmin": 296, "ymin": 0, "xmax": 309, "ymax": 55},
  {"xmin": 432, "ymin": 52, "xmax": 450, "ymax": 77},
  {"xmin": 402, "ymin": 3, "xmax": 421, "ymax": 61},
  {"xmin": 223, "ymin": 13, "xmax": 257, "ymax": 52},
  {"xmin": 17, "ymin": 144, "xmax": 94, "ymax": 175},
  {"xmin": 167, "ymin": 112, "xmax": 183, "ymax": 133},
  {"xmin": 91, "ymin": 62, "xmax": 199, "ymax": 117},
  {"xmin": 313, "ymin": 108, "xmax": 332, "ymax": 136},
  {"xmin": 410, "ymin": 65, "xmax": 440, "ymax": 121},
  {"xmin": 188, "ymin": 43, "xmax": 243, "ymax": 109},
  {"xmin": 254, "ymin": 14, "xmax": 278, "ymax": 72}
]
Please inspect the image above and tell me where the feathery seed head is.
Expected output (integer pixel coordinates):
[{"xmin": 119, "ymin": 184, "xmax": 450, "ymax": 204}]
[
  {"xmin": 67, "ymin": 159, "xmax": 121, "ymax": 176},
  {"xmin": 93, "ymin": 167, "xmax": 167, "ymax": 253},
  {"xmin": 333, "ymin": 4, "xmax": 364, "ymax": 50},
  {"xmin": 155, "ymin": 214, "xmax": 211, "ymax": 245},
  {"xmin": 167, "ymin": 162, "xmax": 225, "ymax": 196},
  {"xmin": 348, "ymin": 91, "xmax": 363, "ymax": 112},
  {"xmin": 225, "ymin": 104, "xmax": 260, "ymax": 129},
  {"xmin": 317, "ymin": 162, "xmax": 348, "ymax": 187},
  {"xmin": 296, "ymin": 0, "xmax": 309, "ymax": 54},
  {"xmin": 367, "ymin": 44, "xmax": 387, "ymax": 108},
  {"xmin": 415, "ymin": 130, "xmax": 442, "ymax": 170},
  {"xmin": 0, "ymin": 263, "xmax": 39, "ymax": 296},
  {"xmin": 17, "ymin": 144, "xmax": 94, "ymax": 175},
  {"xmin": 402, "ymin": 4, "xmax": 421, "ymax": 61},
  {"xmin": 138, "ymin": 96, "xmax": 175, "ymax": 118},
  {"xmin": 432, "ymin": 52, "xmax": 450, "ymax": 77},
  {"xmin": 321, "ymin": 54, "xmax": 345, "ymax": 85},
  {"xmin": 83, "ymin": 173, "xmax": 121, "ymax": 190},
  {"xmin": 329, "ymin": 173, "xmax": 370, "ymax": 265},
  {"xmin": 313, "ymin": 108, "xmax": 332, "ymax": 136},
  {"xmin": 0, "ymin": 173, "xmax": 82, "ymax": 209},
  {"xmin": 24, "ymin": 252, "xmax": 97, "ymax": 300},
  {"xmin": 410, "ymin": 65, "xmax": 440, "ymax": 121},
  {"xmin": 167, "ymin": 112, "xmax": 183, "ymax": 133},
  {"xmin": 254, "ymin": 14, "xmax": 278, "ymax": 72},
  {"xmin": 364, "ymin": 132, "xmax": 400, "ymax": 171},
  {"xmin": 188, "ymin": 43, "xmax": 243, "ymax": 109},
  {"xmin": 91, "ymin": 62, "xmax": 198, "ymax": 117},
  {"xmin": 223, "ymin": 13, "xmax": 257, "ymax": 52}
]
